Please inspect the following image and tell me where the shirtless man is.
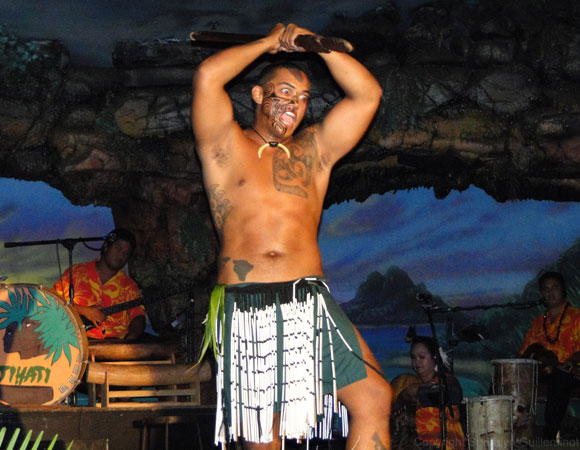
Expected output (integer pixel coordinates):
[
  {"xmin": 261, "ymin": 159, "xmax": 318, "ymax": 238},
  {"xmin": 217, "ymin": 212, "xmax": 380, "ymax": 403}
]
[{"xmin": 192, "ymin": 23, "xmax": 391, "ymax": 449}]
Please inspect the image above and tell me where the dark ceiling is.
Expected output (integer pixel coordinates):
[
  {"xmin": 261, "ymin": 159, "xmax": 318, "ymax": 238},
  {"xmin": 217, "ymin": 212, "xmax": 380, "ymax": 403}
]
[{"xmin": 1, "ymin": 0, "xmax": 417, "ymax": 67}]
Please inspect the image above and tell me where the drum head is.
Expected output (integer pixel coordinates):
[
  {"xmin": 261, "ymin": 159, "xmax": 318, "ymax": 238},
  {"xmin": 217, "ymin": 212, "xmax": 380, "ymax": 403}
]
[
  {"xmin": 0, "ymin": 284, "xmax": 88, "ymax": 405},
  {"xmin": 491, "ymin": 359, "xmax": 538, "ymax": 365},
  {"xmin": 468, "ymin": 395, "xmax": 515, "ymax": 403}
]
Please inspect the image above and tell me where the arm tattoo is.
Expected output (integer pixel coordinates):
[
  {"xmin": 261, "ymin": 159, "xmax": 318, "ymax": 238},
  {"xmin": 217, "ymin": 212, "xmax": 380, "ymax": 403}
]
[
  {"xmin": 208, "ymin": 184, "xmax": 232, "ymax": 237},
  {"xmin": 233, "ymin": 260, "xmax": 254, "ymax": 281},
  {"xmin": 272, "ymin": 130, "xmax": 315, "ymax": 198}
]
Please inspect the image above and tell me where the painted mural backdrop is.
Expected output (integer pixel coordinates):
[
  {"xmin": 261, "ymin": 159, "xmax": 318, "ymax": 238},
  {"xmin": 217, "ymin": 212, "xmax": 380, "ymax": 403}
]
[{"xmin": 2, "ymin": 178, "xmax": 580, "ymax": 398}]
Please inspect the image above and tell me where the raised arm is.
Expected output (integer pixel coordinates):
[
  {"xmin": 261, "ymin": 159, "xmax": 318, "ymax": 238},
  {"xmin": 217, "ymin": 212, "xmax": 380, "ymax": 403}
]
[
  {"xmin": 318, "ymin": 51, "xmax": 382, "ymax": 165},
  {"xmin": 191, "ymin": 24, "xmax": 285, "ymax": 154},
  {"xmin": 278, "ymin": 25, "xmax": 383, "ymax": 167}
]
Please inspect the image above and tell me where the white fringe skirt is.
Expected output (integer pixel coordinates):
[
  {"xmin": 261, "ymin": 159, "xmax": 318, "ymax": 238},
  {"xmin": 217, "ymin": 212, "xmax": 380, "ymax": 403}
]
[{"xmin": 214, "ymin": 277, "xmax": 360, "ymax": 446}]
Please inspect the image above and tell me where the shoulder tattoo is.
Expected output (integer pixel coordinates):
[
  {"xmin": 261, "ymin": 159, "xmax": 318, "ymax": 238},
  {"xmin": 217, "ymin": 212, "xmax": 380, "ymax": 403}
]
[
  {"xmin": 272, "ymin": 129, "xmax": 316, "ymax": 198},
  {"xmin": 207, "ymin": 184, "xmax": 232, "ymax": 237}
]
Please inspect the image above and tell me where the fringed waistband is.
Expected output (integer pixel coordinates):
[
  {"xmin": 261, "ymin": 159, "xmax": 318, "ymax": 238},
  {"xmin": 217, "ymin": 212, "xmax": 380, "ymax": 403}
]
[{"xmin": 225, "ymin": 276, "xmax": 329, "ymax": 311}]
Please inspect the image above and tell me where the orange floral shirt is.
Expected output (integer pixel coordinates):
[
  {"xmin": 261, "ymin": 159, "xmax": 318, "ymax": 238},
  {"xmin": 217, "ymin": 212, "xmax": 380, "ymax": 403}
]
[
  {"xmin": 415, "ymin": 377, "xmax": 466, "ymax": 450},
  {"xmin": 53, "ymin": 260, "xmax": 144, "ymax": 339},
  {"xmin": 520, "ymin": 304, "xmax": 580, "ymax": 363},
  {"xmin": 415, "ymin": 404, "xmax": 465, "ymax": 450}
]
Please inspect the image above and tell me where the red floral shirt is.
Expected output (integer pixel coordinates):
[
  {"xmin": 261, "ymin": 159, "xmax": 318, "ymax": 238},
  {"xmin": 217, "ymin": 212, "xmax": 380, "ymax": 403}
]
[
  {"xmin": 415, "ymin": 378, "xmax": 466, "ymax": 450},
  {"xmin": 391, "ymin": 374, "xmax": 466, "ymax": 450},
  {"xmin": 520, "ymin": 303, "xmax": 580, "ymax": 363},
  {"xmin": 53, "ymin": 260, "xmax": 144, "ymax": 339}
]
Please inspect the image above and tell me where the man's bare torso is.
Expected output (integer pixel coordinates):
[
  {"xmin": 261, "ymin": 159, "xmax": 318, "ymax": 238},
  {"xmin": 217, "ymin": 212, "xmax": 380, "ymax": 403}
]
[{"xmin": 201, "ymin": 126, "xmax": 331, "ymax": 285}]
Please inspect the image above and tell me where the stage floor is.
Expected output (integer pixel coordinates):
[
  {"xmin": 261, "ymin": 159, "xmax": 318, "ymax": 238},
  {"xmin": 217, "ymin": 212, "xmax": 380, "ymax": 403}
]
[
  {"xmin": 0, "ymin": 404, "xmax": 217, "ymax": 450},
  {"xmin": 4, "ymin": 404, "xmax": 579, "ymax": 450}
]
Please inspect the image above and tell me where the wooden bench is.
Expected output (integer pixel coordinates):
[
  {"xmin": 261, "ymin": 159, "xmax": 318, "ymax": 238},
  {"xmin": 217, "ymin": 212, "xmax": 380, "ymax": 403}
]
[{"xmin": 84, "ymin": 340, "xmax": 212, "ymax": 408}]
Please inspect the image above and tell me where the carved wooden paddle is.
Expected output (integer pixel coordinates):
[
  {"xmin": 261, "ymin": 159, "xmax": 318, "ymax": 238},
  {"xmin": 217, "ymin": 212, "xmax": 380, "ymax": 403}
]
[{"xmin": 189, "ymin": 31, "xmax": 354, "ymax": 53}]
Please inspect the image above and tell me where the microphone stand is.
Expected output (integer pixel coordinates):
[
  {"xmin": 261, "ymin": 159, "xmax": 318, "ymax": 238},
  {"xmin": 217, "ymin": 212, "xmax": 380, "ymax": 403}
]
[
  {"xmin": 417, "ymin": 293, "xmax": 448, "ymax": 450},
  {"xmin": 4, "ymin": 237, "xmax": 104, "ymax": 302}
]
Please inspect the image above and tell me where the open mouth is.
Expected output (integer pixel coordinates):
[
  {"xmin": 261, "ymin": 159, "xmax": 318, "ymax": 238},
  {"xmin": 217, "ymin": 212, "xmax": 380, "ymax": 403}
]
[{"xmin": 279, "ymin": 110, "xmax": 296, "ymax": 126}]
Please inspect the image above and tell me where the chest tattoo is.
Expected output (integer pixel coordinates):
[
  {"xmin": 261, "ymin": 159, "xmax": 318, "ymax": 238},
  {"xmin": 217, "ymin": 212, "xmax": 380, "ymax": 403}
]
[{"xmin": 272, "ymin": 140, "xmax": 315, "ymax": 198}]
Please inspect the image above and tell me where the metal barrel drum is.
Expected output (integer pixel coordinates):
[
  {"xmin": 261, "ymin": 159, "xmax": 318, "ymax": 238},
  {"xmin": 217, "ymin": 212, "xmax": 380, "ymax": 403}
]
[
  {"xmin": 491, "ymin": 358, "xmax": 538, "ymax": 443},
  {"xmin": 466, "ymin": 395, "xmax": 514, "ymax": 450}
]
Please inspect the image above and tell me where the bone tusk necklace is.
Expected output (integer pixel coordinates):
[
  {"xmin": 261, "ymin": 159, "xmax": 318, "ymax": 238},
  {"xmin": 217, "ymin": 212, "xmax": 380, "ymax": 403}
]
[{"xmin": 250, "ymin": 126, "xmax": 291, "ymax": 159}]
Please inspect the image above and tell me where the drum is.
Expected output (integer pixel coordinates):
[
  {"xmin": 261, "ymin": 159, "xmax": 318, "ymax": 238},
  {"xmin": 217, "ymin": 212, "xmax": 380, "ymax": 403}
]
[
  {"xmin": 466, "ymin": 395, "xmax": 513, "ymax": 450},
  {"xmin": 0, "ymin": 284, "xmax": 87, "ymax": 405},
  {"xmin": 491, "ymin": 358, "xmax": 538, "ymax": 443},
  {"xmin": 88, "ymin": 339, "xmax": 181, "ymax": 362}
]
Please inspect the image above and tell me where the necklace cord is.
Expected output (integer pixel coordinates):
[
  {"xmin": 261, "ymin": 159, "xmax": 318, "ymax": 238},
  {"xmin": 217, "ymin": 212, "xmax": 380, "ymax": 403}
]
[
  {"xmin": 250, "ymin": 127, "xmax": 291, "ymax": 159},
  {"xmin": 543, "ymin": 302, "xmax": 569, "ymax": 344}
]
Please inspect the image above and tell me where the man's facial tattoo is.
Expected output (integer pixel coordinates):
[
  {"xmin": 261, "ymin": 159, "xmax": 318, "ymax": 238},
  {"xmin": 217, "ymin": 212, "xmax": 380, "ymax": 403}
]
[{"xmin": 261, "ymin": 83, "xmax": 295, "ymax": 137}]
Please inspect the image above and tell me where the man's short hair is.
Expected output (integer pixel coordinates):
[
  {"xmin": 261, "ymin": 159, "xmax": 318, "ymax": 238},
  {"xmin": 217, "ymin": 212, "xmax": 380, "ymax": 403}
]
[
  {"xmin": 255, "ymin": 62, "xmax": 310, "ymax": 88},
  {"xmin": 538, "ymin": 271, "xmax": 567, "ymax": 297},
  {"xmin": 103, "ymin": 228, "xmax": 137, "ymax": 253}
]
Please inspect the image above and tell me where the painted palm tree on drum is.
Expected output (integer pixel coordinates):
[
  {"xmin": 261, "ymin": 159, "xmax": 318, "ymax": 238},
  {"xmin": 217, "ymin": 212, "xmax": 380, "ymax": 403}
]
[{"xmin": 0, "ymin": 284, "xmax": 86, "ymax": 405}]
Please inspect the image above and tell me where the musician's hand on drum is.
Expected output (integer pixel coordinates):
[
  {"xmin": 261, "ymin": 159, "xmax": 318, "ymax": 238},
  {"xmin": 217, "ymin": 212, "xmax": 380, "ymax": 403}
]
[{"xmin": 75, "ymin": 305, "xmax": 105, "ymax": 327}]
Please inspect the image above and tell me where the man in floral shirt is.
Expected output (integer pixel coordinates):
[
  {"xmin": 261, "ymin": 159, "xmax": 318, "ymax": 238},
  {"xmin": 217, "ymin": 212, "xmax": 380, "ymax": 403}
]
[
  {"xmin": 53, "ymin": 228, "xmax": 145, "ymax": 340},
  {"xmin": 520, "ymin": 271, "xmax": 580, "ymax": 440}
]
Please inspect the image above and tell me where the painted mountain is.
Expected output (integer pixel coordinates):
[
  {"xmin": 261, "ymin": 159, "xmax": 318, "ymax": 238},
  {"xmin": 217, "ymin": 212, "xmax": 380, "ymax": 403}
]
[
  {"xmin": 341, "ymin": 265, "xmax": 455, "ymax": 326},
  {"xmin": 341, "ymin": 235, "xmax": 580, "ymax": 356},
  {"xmin": 351, "ymin": 237, "xmax": 580, "ymax": 399}
]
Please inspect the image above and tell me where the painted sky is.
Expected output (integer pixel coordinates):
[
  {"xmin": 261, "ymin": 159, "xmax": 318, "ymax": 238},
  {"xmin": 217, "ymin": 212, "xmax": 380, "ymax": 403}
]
[
  {"xmin": 318, "ymin": 187, "xmax": 580, "ymax": 303},
  {"xmin": 2, "ymin": 177, "xmax": 579, "ymax": 307},
  {"xmin": 0, "ymin": 179, "xmax": 114, "ymax": 286}
]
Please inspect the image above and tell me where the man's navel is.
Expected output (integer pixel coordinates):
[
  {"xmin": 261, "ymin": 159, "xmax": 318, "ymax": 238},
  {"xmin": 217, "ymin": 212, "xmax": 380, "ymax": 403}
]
[{"xmin": 267, "ymin": 250, "xmax": 282, "ymax": 258}]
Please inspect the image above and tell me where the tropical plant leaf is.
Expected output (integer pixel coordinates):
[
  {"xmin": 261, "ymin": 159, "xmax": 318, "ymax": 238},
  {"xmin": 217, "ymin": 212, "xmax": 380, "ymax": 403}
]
[
  {"xmin": 45, "ymin": 434, "xmax": 58, "ymax": 450},
  {"xmin": 0, "ymin": 428, "xmax": 71, "ymax": 450},
  {"xmin": 17, "ymin": 430, "xmax": 32, "ymax": 450},
  {"xmin": 6, "ymin": 427, "xmax": 19, "ymax": 450},
  {"xmin": 29, "ymin": 431, "xmax": 43, "ymax": 450},
  {"xmin": 195, "ymin": 284, "xmax": 225, "ymax": 366}
]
